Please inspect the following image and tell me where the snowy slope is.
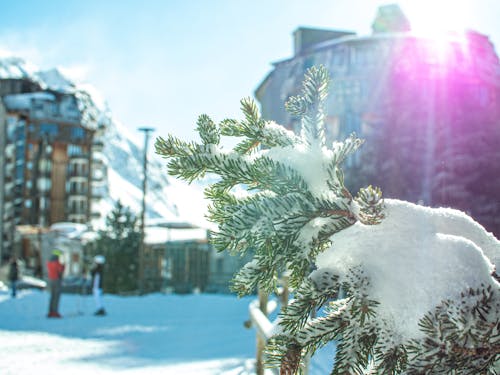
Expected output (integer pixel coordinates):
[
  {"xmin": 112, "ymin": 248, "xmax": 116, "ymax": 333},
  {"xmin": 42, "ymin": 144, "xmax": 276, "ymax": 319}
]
[
  {"xmin": 98, "ymin": 115, "xmax": 210, "ymax": 228},
  {"xmin": 0, "ymin": 289, "xmax": 334, "ymax": 374},
  {"xmin": 0, "ymin": 290, "xmax": 256, "ymax": 374}
]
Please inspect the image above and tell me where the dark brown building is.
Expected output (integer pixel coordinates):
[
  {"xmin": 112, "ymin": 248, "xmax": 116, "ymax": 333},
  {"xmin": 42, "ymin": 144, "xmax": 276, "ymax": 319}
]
[{"xmin": 0, "ymin": 60, "xmax": 106, "ymax": 262}]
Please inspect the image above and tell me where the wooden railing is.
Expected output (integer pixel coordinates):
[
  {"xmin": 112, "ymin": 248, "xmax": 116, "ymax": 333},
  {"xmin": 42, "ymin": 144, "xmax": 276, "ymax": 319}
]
[
  {"xmin": 248, "ymin": 291, "xmax": 279, "ymax": 375},
  {"xmin": 247, "ymin": 274, "xmax": 310, "ymax": 375}
]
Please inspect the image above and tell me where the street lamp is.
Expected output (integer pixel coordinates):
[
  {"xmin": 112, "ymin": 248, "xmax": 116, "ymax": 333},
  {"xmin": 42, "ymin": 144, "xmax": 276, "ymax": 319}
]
[{"xmin": 138, "ymin": 127, "xmax": 155, "ymax": 295}]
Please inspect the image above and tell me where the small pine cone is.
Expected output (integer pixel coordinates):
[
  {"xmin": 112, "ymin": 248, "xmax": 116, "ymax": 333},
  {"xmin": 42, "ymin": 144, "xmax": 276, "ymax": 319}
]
[{"xmin": 280, "ymin": 342, "xmax": 302, "ymax": 375}]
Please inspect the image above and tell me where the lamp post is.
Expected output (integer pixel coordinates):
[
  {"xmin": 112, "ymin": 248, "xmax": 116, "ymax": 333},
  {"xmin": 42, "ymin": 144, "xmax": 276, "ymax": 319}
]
[{"xmin": 138, "ymin": 127, "xmax": 155, "ymax": 295}]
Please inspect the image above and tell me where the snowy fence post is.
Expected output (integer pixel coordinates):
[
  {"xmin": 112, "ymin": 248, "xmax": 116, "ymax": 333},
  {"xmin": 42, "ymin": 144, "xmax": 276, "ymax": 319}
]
[
  {"xmin": 248, "ymin": 291, "xmax": 280, "ymax": 375},
  {"xmin": 256, "ymin": 290, "xmax": 268, "ymax": 375}
]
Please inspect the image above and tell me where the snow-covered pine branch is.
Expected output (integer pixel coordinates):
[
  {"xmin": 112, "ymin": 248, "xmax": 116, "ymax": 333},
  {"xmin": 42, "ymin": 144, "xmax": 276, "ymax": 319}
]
[
  {"xmin": 155, "ymin": 65, "xmax": 500, "ymax": 374},
  {"xmin": 155, "ymin": 66, "xmax": 377, "ymax": 295}
]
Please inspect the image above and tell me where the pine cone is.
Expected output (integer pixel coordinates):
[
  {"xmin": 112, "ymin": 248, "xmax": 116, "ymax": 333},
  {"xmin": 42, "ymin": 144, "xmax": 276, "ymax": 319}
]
[{"xmin": 280, "ymin": 342, "xmax": 302, "ymax": 375}]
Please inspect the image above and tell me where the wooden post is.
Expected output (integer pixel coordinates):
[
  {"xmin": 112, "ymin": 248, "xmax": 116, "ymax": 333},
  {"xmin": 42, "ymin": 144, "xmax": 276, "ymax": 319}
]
[
  {"xmin": 280, "ymin": 273, "xmax": 289, "ymax": 308},
  {"xmin": 138, "ymin": 127, "xmax": 154, "ymax": 295},
  {"xmin": 256, "ymin": 289, "xmax": 268, "ymax": 375}
]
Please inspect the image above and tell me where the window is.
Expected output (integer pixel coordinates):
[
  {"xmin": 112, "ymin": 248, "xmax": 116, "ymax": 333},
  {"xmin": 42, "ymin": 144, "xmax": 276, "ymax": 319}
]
[
  {"xmin": 331, "ymin": 46, "xmax": 347, "ymax": 66},
  {"xmin": 216, "ymin": 258, "xmax": 224, "ymax": 274},
  {"xmin": 71, "ymin": 127, "xmax": 85, "ymax": 140},
  {"xmin": 68, "ymin": 144, "xmax": 83, "ymax": 156},
  {"xmin": 303, "ymin": 56, "xmax": 315, "ymax": 71},
  {"xmin": 15, "ymin": 166, "xmax": 24, "ymax": 181},
  {"xmin": 40, "ymin": 123, "xmax": 59, "ymax": 137}
]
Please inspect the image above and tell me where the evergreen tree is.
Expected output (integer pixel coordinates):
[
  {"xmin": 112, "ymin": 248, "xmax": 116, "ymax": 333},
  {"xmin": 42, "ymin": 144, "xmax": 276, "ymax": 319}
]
[
  {"xmin": 87, "ymin": 200, "xmax": 141, "ymax": 294},
  {"xmin": 155, "ymin": 66, "xmax": 500, "ymax": 374}
]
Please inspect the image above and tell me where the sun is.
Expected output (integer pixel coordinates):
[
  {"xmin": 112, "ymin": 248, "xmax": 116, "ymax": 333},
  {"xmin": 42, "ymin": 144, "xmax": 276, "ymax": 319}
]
[
  {"xmin": 401, "ymin": 0, "xmax": 469, "ymax": 37},
  {"xmin": 399, "ymin": 0, "xmax": 471, "ymax": 63}
]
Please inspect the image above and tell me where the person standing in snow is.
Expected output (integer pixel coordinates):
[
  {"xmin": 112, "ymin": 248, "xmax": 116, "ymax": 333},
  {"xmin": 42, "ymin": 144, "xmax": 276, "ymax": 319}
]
[
  {"xmin": 46, "ymin": 250, "xmax": 65, "ymax": 318},
  {"xmin": 91, "ymin": 255, "xmax": 106, "ymax": 316},
  {"xmin": 8, "ymin": 256, "xmax": 19, "ymax": 298}
]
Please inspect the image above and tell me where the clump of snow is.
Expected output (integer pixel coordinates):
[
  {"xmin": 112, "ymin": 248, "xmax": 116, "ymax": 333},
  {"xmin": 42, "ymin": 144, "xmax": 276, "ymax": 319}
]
[
  {"xmin": 261, "ymin": 121, "xmax": 300, "ymax": 143},
  {"xmin": 265, "ymin": 144, "xmax": 335, "ymax": 199},
  {"xmin": 315, "ymin": 199, "xmax": 500, "ymax": 342},
  {"xmin": 295, "ymin": 216, "xmax": 336, "ymax": 250}
]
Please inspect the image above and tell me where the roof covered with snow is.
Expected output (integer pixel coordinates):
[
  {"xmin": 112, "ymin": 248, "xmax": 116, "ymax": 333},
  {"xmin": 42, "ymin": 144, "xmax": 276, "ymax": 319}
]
[
  {"xmin": 2, "ymin": 91, "xmax": 56, "ymax": 111},
  {"xmin": 0, "ymin": 57, "xmax": 37, "ymax": 80},
  {"xmin": 145, "ymin": 226, "xmax": 209, "ymax": 245}
]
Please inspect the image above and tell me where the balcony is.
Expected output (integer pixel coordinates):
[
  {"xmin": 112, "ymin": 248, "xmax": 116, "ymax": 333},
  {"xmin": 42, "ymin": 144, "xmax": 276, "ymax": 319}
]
[
  {"xmin": 37, "ymin": 177, "xmax": 51, "ymax": 193},
  {"xmin": 92, "ymin": 154, "xmax": 105, "ymax": 166},
  {"xmin": 69, "ymin": 153, "xmax": 90, "ymax": 162},
  {"xmin": 67, "ymin": 213, "xmax": 87, "ymax": 223},
  {"xmin": 67, "ymin": 207, "xmax": 87, "ymax": 217},
  {"xmin": 68, "ymin": 189, "xmax": 88, "ymax": 199},
  {"xmin": 5, "ymin": 163, "xmax": 15, "ymax": 176},
  {"xmin": 4, "ymin": 181, "xmax": 15, "ymax": 196},
  {"xmin": 68, "ymin": 194, "xmax": 87, "ymax": 202},
  {"xmin": 5, "ymin": 144, "xmax": 15, "ymax": 158},
  {"xmin": 68, "ymin": 169, "xmax": 89, "ymax": 178},
  {"xmin": 91, "ymin": 167, "xmax": 106, "ymax": 181},
  {"xmin": 68, "ymin": 186, "xmax": 88, "ymax": 193},
  {"xmin": 3, "ymin": 201, "xmax": 14, "ymax": 219},
  {"xmin": 92, "ymin": 140, "xmax": 104, "ymax": 152}
]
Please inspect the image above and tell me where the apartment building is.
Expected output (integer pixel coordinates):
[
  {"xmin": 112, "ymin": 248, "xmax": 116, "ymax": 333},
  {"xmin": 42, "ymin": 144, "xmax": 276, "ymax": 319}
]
[
  {"xmin": 0, "ymin": 60, "xmax": 106, "ymax": 263},
  {"xmin": 255, "ymin": 4, "xmax": 500, "ymax": 236}
]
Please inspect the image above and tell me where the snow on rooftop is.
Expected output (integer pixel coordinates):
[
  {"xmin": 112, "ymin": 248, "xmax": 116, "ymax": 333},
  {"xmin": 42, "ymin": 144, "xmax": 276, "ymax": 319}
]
[
  {"xmin": 50, "ymin": 222, "xmax": 89, "ymax": 239},
  {"xmin": 2, "ymin": 91, "xmax": 56, "ymax": 111},
  {"xmin": 35, "ymin": 68, "xmax": 76, "ymax": 93},
  {"xmin": 0, "ymin": 57, "xmax": 37, "ymax": 79},
  {"xmin": 315, "ymin": 199, "xmax": 500, "ymax": 342},
  {"xmin": 145, "ymin": 227, "xmax": 209, "ymax": 245}
]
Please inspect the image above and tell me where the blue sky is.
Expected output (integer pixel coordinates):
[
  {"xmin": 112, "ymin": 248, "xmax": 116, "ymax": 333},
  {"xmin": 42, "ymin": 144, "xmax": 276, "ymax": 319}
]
[{"xmin": 0, "ymin": 0, "xmax": 498, "ymax": 144}]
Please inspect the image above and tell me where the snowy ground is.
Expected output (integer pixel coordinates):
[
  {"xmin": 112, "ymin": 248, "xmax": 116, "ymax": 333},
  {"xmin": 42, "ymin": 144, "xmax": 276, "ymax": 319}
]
[{"xmin": 0, "ymin": 289, "xmax": 334, "ymax": 374}]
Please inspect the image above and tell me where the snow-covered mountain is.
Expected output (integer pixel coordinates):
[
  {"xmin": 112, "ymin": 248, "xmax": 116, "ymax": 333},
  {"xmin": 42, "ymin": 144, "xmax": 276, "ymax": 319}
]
[
  {"xmin": 0, "ymin": 57, "xmax": 211, "ymax": 229},
  {"xmin": 98, "ymin": 116, "xmax": 211, "ymax": 229}
]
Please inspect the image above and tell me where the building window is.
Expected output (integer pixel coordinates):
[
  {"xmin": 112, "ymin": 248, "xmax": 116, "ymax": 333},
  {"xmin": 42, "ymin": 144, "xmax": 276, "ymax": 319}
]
[
  {"xmin": 71, "ymin": 127, "xmax": 85, "ymax": 140},
  {"xmin": 303, "ymin": 56, "xmax": 315, "ymax": 71},
  {"xmin": 68, "ymin": 144, "xmax": 83, "ymax": 156},
  {"xmin": 15, "ymin": 167, "xmax": 24, "ymax": 183},
  {"xmin": 40, "ymin": 123, "xmax": 59, "ymax": 137},
  {"xmin": 216, "ymin": 258, "xmax": 224, "ymax": 274},
  {"xmin": 331, "ymin": 46, "xmax": 347, "ymax": 66}
]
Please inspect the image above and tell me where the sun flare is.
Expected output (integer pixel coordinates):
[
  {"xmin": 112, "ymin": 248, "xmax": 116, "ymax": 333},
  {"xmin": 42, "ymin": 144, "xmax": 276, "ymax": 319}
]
[{"xmin": 402, "ymin": 1, "xmax": 468, "ymax": 37}]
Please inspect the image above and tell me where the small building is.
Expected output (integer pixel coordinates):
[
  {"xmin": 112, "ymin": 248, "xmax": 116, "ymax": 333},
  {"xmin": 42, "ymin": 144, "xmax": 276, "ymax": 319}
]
[
  {"xmin": 10, "ymin": 222, "xmax": 91, "ymax": 289},
  {"xmin": 207, "ymin": 248, "xmax": 254, "ymax": 294},
  {"xmin": 146, "ymin": 225, "xmax": 210, "ymax": 294},
  {"xmin": 145, "ymin": 223, "xmax": 254, "ymax": 294}
]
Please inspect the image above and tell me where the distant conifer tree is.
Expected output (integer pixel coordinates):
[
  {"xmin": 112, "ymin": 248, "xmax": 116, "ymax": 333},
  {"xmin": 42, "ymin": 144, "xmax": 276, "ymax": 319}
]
[{"xmin": 87, "ymin": 200, "xmax": 140, "ymax": 294}]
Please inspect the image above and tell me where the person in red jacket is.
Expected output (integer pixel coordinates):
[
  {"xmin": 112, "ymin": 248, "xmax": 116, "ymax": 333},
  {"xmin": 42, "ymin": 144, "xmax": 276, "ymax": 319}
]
[{"xmin": 46, "ymin": 250, "xmax": 65, "ymax": 318}]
